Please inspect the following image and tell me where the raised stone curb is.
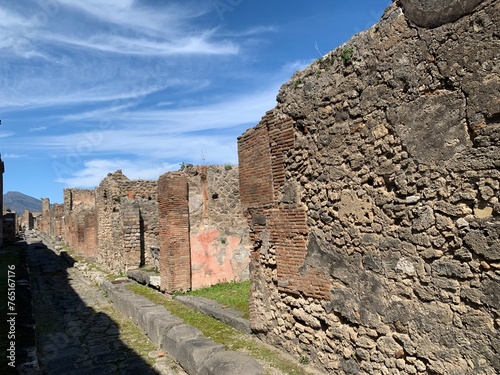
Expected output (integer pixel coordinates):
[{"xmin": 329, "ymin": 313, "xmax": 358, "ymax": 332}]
[
  {"xmin": 175, "ymin": 295, "xmax": 251, "ymax": 334},
  {"xmin": 102, "ymin": 281, "xmax": 264, "ymax": 375},
  {"xmin": 127, "ymin": 269, "xmax": 161, "ymax": 289},
  {"xmin": 199, "ymin": 351, "xmax": 267, "ymax": 375}
]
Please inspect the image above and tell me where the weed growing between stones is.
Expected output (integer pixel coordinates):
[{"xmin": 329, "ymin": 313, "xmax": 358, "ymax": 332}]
[
  {"xmin": 176, "ymin": 280, "xmax": 251, "ymax": 319},
  {"xmin": 340, "ymin": 46, "xmax": 354, "ymax": 65},
  {"xmin": 127, "ymin": 283, "xmax": 318, "ymax": 375}
]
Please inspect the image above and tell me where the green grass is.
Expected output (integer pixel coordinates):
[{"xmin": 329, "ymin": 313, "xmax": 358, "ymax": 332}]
[
  {"xmin": 99, "ymin": 302, "xmax": 172, "ymax": 369},
  {"xmin": 127, "ymin": 283, "xmax": 316, "ymax": 375},
  {"xmin": 176, "ymin": 280, "xmax": 251, "ymax": 319}
]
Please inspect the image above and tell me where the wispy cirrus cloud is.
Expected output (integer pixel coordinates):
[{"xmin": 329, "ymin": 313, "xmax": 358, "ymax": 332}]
[
  {"xmin": 58, "ymin": 84, "xmax": 279, "ymax": 128},
  {"xmin": 0, "ymin": 131, "xmax": 14, "ymax": 138},
  {"xmin": 55, "ymin": 158, "xmax": 178, "ymax": 188},
  {"xmin": 49, "ymin": 33, "xmax": 238, "ymax": 56},
  {"xmin": 1, "ymin": 153, "xmax": 24, "ymax": 159},
  {"xmin": 8, "ymin": 85, "xmax": 278, "ymax": 162},
  {"xmin": 0, "ymin": 0, "xmax": 246, "ymax": 112}
]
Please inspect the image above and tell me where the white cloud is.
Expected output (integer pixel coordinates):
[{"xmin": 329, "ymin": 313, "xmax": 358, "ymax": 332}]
[
  {"xmin": 0, "ymin": 0, "xmax": 243, "ymax": 110},
  {"xmin": 0, "ymin": 131, "xmax": 14, "ymax": 138},
  {"xmin": 1, "ymin": 153, "xmax": 24, "ymax": 159},
  {"xmin": 62, "ymin": 83, "xmax": 279, "ymax": 129},
  {"xmin": 281, "ymin": 59, "xmax": 313, "ymax": 75},
  {"xmin": 55, "ymin": 158, "xmax": 178, "ymax": 188},
  {"xmin": 29, "ymin": 126, "xmax": 47, "ymax": 132},
  {"xmin": 46, "ymin": 30, "xmax": 238, "ymax": 56},
  {"xmin": 220, "ymin": 25, "xmax": 278, "ymax": 38},
  {"xmin": 56, "ymin": 0, "xmax": 198, "ymax": 33}
]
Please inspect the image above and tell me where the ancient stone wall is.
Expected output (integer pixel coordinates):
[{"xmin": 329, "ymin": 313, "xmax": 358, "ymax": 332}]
[
  {"xmin": 239, "ymin": 1, "xmax": 499, "ymax": 374},
  {"xmin": 38, "ymin": 166, "xmax": 250, "ymax": 291},
  {"xmin": 50, "ymin": 204, "xmax": 64, "ymax": 238},
  {"xmin": 21, "ymin": 210, "xmax": 34, "ymax": 230},
  {"xmin": 0, "ymin": 155, "xmax": 4, "ymax": 243},
  {"xmin": 39, "ymin": 198, "xmax": 50, "ymax": 234},
  {"xmin": 2, "ymin": 212, "xmax": 17, "ymax": 243},
  {"xmin": 185, "ymin": 165, "xmax": 251, "ymax": 289},
  {"xmin": 63, "ymin": 189, "xmax": 97, "ymax": 259},
  {"xmin": 95, "ymin": 171, "xmax": 158, "ymax": 273},
  {"xmin": 123, "ymin": 180, "xmax": 159, "ymax": 267}
]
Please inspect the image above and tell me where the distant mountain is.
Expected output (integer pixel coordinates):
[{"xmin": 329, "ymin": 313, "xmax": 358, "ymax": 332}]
[{"xmin": 3, "ymin": 192, "xmax": 42, "ymax": 214}]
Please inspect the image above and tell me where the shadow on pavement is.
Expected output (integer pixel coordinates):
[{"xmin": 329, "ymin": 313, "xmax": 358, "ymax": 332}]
[{"xmin": 26, "ymin": 240, "xmax": 159, "ymax": 375}]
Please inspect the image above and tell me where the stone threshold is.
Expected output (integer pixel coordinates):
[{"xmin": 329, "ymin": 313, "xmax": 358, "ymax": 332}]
[
  {"xmin": 174, "ymin": 295, "xmax": 251, "ymax": 334},
  {"xmin": 127, "ymin": 268, "xmax": 251, "ymax": 334}
]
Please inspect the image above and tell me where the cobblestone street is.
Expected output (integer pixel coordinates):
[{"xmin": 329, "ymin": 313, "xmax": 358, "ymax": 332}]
[{"xmin": 27, "ymin": 239, "xmax": 186, "ymax": 375}]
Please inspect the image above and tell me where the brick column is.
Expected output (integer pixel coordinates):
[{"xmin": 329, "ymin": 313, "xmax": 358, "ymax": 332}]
[{"xmin": 158, "ymin": 172, "xmax": 191, "ymax": 292}]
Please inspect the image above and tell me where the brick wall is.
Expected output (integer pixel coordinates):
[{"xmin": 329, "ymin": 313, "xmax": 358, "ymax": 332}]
[
  {"xmin": 96, "ymin": 171, "xmax": 127, "ymax": 271},
  {"xmin": 238, "ymin": 1, "xmax": 500, "ymax": 373},
  {"xmin": 238, "ymin": 118, "xmax": 274, "ymax": 207},
  {"xmin": 51, "ymin": 204, "xmax": 64, "ymax": 238},
  {"xmin": 124, "ymin": 180, "xmax": 159, "ymax": 267},
  {"xmin": 239, "ymin": 111, "xmax": 332, "ymax": 331},
  {"xmin": 158, "ymin": 172, "xmax": 191, "ymax": 292},
  {"xmin": 63, "ymin": 189, "xmax": 97, "ymax": 259},
  {"xmin": 120, "ymin": 197, "xmax": 141, "ymax": 269}
]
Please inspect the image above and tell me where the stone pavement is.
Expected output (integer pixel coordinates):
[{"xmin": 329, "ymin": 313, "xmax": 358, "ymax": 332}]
[{"xmin": 26, "ymin": 237, "xmax": 186, "ymax": 375}]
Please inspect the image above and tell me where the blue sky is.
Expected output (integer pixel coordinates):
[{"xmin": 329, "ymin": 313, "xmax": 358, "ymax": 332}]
[{"xmin": 1, "ymin": 0, "xmax": 391, "ymax": 204}]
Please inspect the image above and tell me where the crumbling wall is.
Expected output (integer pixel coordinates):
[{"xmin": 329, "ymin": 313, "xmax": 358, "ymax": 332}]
[
  {"xmin": 21, "ymin": 210, "xmax": 34, "ymax": 230},
  {"xmin": 185, "ymin": 165, "xmax": 251, "ymax": 289},
  {"xmin": 38, "ymin": 166, "xmax": 249, "ymax": 292},
  {"xmin": 39, "ymin": 198, "xmax": 50, "ymax": 234},
  {"xmin": 64, "ymin": 189, "xmax": 97, "ymax": 259},
  {"xmin": 95, "ymin": 171, "xmax": 158, "ymax": 272},
  {"xmin": 50, "ymin": 204, "xmax": 64, "ymax": 238},
  {"xmin": 0, "ymin": 156, "xmax": 3, "ymax": 243},
  {"xmin": 96, "ymin": 171, "xmax": 128, "ymax": 271},
  {"xmin": 239, "ymin": 1, "xmax": 499, "ymax": 374},
  {"xmin": 123, "ymin": 180, "xmax": 159, "ymax": 267}
]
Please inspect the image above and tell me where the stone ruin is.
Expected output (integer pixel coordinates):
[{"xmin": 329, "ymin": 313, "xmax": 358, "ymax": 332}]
[
  {"xmin": 16, "ymin": 0, "xmax": 500, "ymax": 373},
  {"xmin": 0, "ymin": 156, "xmax": 19, "ymax": 244},
  {"xmin": 38, "ymin": 166, "xmax": 251, "ymax": 292},
  {"xmin": 238, "ymin": 0, "xmax": 499, "ymax": 374},
  {"xmin": 0, "ymin": 154, "xmax": 4, "ymax": 243}
]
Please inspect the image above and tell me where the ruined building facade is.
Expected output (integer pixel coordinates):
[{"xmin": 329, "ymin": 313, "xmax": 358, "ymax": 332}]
[
  {"xmin": 0, "ymin": 155, "xmax": 4, "ymax": 243},
  {"xmin": 95, "ymin": 171, "xmax": 158, "ymax": 272},
  {"xmin": 239, "ymin": 0, "xmax": 499, "ymax": 374},
  {"xmin": 158, "ymin": 165, "xmax": 250, "ymax": 292},
  {"xmin": 39, "ymin": 166, "xmax": 251, "ymax": 292}
]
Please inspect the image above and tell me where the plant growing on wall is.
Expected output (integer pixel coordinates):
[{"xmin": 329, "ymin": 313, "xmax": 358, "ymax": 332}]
[{"xmin": 341, "ymin": 46, "xmax": 354, "ymax": 66}]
